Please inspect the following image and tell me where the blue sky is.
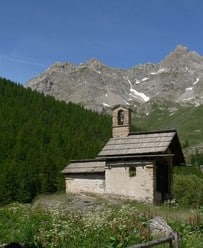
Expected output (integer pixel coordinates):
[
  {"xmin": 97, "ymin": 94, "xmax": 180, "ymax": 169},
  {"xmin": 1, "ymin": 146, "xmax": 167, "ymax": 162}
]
[{"xmin": 1, "ymin": 0, "xmax": 203, "ymax": 84}]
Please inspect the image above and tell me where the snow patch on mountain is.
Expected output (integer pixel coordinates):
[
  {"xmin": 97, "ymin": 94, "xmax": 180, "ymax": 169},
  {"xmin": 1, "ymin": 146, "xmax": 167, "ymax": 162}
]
[
  {"xmin": 142, "ymin": 77, "xmax": 149, "ymax": 82},
  {"xmin": 193, "ymin": 78, "xmax": 199, "ymax": 85},
  {"xmin": 129, "ymin": 89, "xmax": 150, "ymax": 102},
  {"xmin": 124, "ymin": 101, "xmax": 131, "ymax": 105},
  {"xmin": 103, "ymin": 102, "xmax": 111, "ymax": 107},
  {"xmin": 177, "ymin": 86, "xmax": 195, "ymax": 103},
  {"xmin": 134, "ymin": 77, "xmax": 149, "ymax": 84},
  {"xmin": 151, "ymin": 68, "xmax": 169, "ymax": 75},
  {"xmin": 186, "ymin": 87, "xmax": 193, "ymax": 91},
  {"xmin": 25, "ymin": 45, "xmax": 203, "ymax": 112},
  {"xmin": 183, "ymin": 97, "xmax": 194, "ymax": 102},
  {"xmin": 127, "ymin": 79, "xmax": 150, "ymax": 102}
]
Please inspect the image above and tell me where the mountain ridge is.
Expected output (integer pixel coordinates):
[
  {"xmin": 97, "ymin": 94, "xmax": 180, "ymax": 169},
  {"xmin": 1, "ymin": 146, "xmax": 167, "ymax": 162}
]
[{"xmin": 25, "ymin": 45, "xmax": 203, "ymax": 112}]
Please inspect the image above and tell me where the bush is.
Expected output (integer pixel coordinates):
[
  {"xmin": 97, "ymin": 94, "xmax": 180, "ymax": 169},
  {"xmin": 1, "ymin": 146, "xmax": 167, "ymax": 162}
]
[
  {"xmin": 173, "ymin": 174, "xmax": 203, "ymax": 208},
  {"xmin": 174, "ymin": 165, "xmax": 203, "ymax": 178},
  {"xmin": 190, "ymin": 151, "xmax": 203, "ymax": 167}
]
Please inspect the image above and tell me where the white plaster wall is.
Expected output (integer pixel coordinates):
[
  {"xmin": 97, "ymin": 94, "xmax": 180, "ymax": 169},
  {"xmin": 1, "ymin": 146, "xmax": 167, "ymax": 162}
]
[
  {"xmin": 105, "ymin": 164, "xmax": 154, "ymax": 202},
  {"xmin": 65, "ymin": 174, "xmax": 105, "ymax": 194}
]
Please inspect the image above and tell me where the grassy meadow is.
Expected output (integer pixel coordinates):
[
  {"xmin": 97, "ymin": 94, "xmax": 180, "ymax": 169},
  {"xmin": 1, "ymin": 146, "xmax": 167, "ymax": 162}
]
[
  {"xmin": 0, "ymin": 192, "xmax": 202, "ymax": 248},
  {"xmin": 135, "ymin": 103, "xmax": 203, "ymax": 147}
]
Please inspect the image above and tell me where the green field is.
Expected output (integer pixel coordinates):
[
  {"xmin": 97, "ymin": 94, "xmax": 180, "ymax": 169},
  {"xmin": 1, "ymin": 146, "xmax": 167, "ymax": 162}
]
[
  {"xmin": 135, "ymin": 103, "xmax": 203, "ymax": 147},
  {"xmin": 0, "ymin": 193, "xmax": 202, "ymax": 248}
]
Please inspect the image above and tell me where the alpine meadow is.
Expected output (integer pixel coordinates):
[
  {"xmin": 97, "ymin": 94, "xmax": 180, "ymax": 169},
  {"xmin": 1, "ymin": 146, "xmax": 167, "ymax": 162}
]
[{"xmin": 0, "ymin": 77, "xmax": 203, "ymax": 247}]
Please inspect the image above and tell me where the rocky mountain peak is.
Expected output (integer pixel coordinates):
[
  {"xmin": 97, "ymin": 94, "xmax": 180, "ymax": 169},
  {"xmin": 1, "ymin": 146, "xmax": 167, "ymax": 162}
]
[
  {"xmin": 86, "ymin": 58, "xmax": 103, "ymax": 65},
  {"xmin": 160, "ymin": 45, "xmax": 190, "ymax": 69},
  {"xmin": 84, "ymin": 58, "xmax": 107, "ymax": 71},
  {"xmin": 174, "ymin": 45, "xmax": 189, "ymax": 54},
  {"xmin": 45, "ymin": 61, "xmax": 77, "ymax": 74},
  {"xmin": 25, "ymin": 45, "xmax": 203, "ymax": 112}
]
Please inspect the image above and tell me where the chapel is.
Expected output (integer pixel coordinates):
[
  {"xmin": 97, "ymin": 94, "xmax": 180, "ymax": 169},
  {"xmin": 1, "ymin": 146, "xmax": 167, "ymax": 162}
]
[{"xmin": 61, "ymin": 105, "xmax": 185, "ymax": 203}]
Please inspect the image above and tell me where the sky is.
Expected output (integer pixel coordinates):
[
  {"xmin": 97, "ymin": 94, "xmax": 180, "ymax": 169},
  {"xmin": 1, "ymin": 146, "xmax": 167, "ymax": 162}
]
[{"xmin": 1, "ymin": 0, "xmax": 203, "ymax": 84}]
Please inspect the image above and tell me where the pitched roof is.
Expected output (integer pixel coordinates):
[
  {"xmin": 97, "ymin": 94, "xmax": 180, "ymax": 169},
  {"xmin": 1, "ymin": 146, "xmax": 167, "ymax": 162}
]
[
  {"xmin": 61, "ymin": 130, "xmax": 185, "ymax": 175},
  {"xmin": 61, "ymin": 160, "xmax": 105, "ymax": 174},
  {"xmin": 97, "ymin": 129, "xmax": 185, "ymax": 165}
]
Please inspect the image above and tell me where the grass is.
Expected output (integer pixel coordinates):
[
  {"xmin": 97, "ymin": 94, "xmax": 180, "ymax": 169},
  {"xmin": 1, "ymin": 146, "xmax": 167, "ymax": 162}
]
[
  {"xmin": 0, "ymin": 193, "xmax": 202, "ymax": 247},
  {"xmin": 135, "ymin": 103, "xmax": 203, "ymax": 147}
]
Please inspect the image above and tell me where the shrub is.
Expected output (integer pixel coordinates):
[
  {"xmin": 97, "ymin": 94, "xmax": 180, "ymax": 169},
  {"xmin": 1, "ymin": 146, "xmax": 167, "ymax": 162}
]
[
  {"xmin": 190, "ymin": 151, "xmax": 203, "ymax": 167},
  {"xmin": 173, "ymin": 174, "xmax": 203, "ymax": 208}
]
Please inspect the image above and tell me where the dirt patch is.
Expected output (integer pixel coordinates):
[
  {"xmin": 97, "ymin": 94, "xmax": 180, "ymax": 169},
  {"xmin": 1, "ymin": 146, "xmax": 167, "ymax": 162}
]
[{"xmin": 32, "ymin": 192, "xmax": 127, "ymax": 213}]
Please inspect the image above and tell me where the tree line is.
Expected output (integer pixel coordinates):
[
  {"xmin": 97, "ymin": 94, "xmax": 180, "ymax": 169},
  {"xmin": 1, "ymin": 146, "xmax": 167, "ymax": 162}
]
[{"xmin": 0, "ymin": 78, "xmax": 112, "ymax": 205}]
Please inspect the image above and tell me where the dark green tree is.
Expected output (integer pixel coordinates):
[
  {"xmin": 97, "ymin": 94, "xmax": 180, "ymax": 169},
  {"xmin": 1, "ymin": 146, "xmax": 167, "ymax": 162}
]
[{"xmin": 0, "ymin": 77, "xmax": 112, "ymax": 205}]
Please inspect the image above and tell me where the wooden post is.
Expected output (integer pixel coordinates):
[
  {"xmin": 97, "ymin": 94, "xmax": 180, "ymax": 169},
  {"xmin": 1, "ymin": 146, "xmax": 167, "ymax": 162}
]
[{"xmin": 128, "ymin": 232, "xmax": 180, "ymax": 248}]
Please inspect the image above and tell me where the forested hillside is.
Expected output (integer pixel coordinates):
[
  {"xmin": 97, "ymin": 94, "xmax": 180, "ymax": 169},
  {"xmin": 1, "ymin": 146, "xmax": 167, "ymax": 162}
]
[{"xmin": 0, "ymin": 78, "xmax": 111, "ymax": 205}]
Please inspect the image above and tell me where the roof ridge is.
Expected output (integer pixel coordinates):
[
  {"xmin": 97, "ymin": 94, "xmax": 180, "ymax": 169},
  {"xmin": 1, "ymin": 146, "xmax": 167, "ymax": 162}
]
[{"xmin": 129, "ymin": 129, "xmax": 177, "ymax": 135}]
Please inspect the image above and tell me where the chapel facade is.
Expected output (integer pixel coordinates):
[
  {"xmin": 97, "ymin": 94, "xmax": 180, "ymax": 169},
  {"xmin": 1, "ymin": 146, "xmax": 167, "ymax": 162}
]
[{"xmin": 61, "ymin": 105, "xmax": 185, "ymax": 203}]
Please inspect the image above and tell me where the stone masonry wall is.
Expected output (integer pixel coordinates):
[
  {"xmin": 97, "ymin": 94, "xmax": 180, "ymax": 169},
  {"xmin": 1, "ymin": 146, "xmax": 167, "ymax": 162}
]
[
  {"xmin": 112, "ymin": 106, "xmax": 131, "ymax": 138},
  {"xmin": 112, "ymin": 126, "xmax": 130, "ymax": 138},
  {"xmin": 105, "ymin": 163, "xmax": 154, "ymax": 202},
  {"xmin": 65, "ymin": 174, "xmax": 105, "ymax": 194}
]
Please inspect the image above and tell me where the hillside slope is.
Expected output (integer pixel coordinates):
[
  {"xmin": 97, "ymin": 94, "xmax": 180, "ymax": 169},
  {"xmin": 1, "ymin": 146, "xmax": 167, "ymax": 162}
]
[
  {"xmin": 134, "ymin": 101, "xmax": 203, "ymax": 152},
  {"xmin": 0, "ymin": 78, "xmax": 111, "ymax": 205}
]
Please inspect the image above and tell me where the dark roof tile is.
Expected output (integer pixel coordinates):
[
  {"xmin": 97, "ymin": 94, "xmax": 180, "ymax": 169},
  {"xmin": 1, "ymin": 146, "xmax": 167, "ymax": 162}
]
[{"xmin": 98, "ymin": 131, "xmax": 176, "ymax": 157}]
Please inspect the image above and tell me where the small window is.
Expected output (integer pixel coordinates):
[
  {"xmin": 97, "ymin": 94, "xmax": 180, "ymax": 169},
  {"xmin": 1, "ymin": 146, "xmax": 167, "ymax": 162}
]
[
  {"xmin": 118, "ymin": 110, "xmax": 124, "ymax": 125},
  {"xmin": 129, "ymin": 166, "xmax": 136, "ymax": 177}
]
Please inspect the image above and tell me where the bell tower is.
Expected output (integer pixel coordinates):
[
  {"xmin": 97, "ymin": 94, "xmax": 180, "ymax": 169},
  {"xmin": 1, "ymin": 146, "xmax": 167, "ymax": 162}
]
[{"xmin": 112, "ymin": 105, "xmax": 131, "ymax": 138}]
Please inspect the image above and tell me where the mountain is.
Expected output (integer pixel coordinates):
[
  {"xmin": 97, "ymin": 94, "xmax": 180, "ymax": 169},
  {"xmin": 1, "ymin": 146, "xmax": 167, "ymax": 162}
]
[{"xmin": 25, "ymin": 45, "xmax": 203, "ymax": 112}]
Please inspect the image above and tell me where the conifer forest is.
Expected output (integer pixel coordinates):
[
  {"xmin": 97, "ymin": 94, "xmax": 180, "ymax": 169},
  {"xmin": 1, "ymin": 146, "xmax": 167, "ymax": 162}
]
[{"xmin": 0, "ymin": 78, "xmax": 111, "ymax": 205}]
